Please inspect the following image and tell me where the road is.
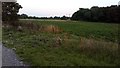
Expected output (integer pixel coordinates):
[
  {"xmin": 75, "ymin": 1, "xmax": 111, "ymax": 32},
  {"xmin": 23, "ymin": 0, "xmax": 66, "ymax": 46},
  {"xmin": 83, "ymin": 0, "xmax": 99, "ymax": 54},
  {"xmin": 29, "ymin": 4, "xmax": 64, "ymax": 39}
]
[
  {"xmin": 2, "ymin": 45, "xmax": 26, "ymax": 66},
  {"xmin": 0, "ymin": 43, "xmax": 2, "ymax": 67}
]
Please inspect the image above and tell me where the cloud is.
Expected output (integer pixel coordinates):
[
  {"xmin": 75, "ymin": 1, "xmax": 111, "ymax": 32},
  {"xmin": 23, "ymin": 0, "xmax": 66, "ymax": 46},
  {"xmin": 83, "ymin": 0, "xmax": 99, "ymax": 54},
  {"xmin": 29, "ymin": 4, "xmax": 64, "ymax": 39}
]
[{"xmin": 17, "ymin": 0, "xmax": 120, "ymax": 17}]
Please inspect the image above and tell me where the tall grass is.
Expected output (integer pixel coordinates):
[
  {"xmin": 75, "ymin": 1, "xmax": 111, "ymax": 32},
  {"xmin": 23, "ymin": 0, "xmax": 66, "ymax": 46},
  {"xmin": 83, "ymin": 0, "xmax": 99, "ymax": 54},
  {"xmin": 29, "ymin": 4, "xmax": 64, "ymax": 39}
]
[{"xmin": 2, "ymin": 20, "xmax": 119, "ymax": 66}]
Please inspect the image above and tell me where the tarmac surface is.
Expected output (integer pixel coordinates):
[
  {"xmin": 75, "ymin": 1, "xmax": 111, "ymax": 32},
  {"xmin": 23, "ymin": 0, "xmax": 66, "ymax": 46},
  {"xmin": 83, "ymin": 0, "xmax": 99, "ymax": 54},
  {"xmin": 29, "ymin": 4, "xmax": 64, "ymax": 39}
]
[{"xmin": 2, "ymin": 45, "xmax": 25, "ymax": 66}]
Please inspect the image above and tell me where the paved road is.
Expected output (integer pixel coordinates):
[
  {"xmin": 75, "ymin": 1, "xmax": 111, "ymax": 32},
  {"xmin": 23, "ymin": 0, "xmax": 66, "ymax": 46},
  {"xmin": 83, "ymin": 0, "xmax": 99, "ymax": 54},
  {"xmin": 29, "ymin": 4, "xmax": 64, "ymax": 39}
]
[
  {"xmin": 2, "ymin": 45, "xmax": 25, "ymax": 66},
  {"xmin": 0, "ymin": 43, "xmax": 2, "ymax": 67}
]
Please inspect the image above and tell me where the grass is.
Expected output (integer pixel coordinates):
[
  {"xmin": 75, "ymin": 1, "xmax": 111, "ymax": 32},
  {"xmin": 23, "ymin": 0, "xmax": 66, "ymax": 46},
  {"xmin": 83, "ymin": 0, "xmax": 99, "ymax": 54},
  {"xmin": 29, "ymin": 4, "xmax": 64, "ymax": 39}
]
[
  {"xmin": 2, "ymin": 20, "xmax": 119, "ymax": 66},
  {"xmin": 20, "ymin": 19, "xmax": 119, "ymax": 43},
  {"xmin": 0, "ymin": 23, "xmax": 2, "ymax": 42}
]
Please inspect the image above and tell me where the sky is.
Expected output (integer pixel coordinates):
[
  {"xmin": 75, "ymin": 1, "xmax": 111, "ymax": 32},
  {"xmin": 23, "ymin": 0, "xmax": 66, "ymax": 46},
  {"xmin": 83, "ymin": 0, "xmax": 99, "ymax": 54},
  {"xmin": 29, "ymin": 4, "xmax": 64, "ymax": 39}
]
[{"xmin": 17, "ymin": 0, "xmax": 120, "ymax": 17}]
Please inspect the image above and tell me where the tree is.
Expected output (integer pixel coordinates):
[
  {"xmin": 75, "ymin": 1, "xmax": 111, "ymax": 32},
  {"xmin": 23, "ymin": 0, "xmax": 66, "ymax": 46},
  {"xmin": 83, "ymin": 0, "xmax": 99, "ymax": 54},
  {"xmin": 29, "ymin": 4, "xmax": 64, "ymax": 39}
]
[
  {"xmin": 71, "ymin": 5, "xmax": 120, "ymax": 23},
  {"xmin": 90, "ymin": 6, "xmax": 99, "ymax": 21},
  {"xmin": 61, "ymin": 15, "xmax": 69, "ymax": 20},
  {"xmin": 19, "ymin": 14, "xmax": 28, "ymax": 19},
  {"xmin": 2, "ymin": 2, "xmax": 22, "ymax": 22},
  {"xmin": 84, "ymin": 10, "xmax": 91, "ymax": 21},
  {"xmin": 54, "ymin": 16, "xmax": 61, "ymax": 19}
]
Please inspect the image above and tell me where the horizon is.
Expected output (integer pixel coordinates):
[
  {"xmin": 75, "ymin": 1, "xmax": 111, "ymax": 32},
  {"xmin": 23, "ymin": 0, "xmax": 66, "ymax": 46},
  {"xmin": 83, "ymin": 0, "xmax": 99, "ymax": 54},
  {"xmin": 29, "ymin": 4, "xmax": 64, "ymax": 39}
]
[{"xmin": 17, "ymin": 0, "xmax": 120, "ymax": 17}]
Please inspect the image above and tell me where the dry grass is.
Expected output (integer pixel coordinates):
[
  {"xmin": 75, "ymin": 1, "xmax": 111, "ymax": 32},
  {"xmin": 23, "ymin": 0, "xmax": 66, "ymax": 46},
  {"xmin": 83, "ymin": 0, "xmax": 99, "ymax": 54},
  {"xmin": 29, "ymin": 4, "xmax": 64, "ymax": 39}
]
[
  {"xmin": 43, "ymin": 25, "xmax": 63, "ymax": 33},
  {"xmin": 79, "ymin": 37, "xmax": 118, "ymax": 54}
]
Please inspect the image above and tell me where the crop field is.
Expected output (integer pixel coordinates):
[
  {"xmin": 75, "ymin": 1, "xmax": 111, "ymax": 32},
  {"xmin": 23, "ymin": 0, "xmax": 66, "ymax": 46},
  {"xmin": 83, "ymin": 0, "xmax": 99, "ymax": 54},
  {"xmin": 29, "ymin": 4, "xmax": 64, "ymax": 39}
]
[{"xmin": 2, "ymin": 19, "xmax": 119, "ymax": 66}]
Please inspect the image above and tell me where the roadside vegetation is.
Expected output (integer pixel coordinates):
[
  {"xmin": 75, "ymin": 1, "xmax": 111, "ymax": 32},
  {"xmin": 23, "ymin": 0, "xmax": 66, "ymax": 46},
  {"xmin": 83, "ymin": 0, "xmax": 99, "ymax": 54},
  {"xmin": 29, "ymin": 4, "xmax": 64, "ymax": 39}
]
[
  {"xmin": 2, "ymin": 20, "xmax": 119, "ymax": 66},
  {"xmin": 0, "ymin": 24, "xmax": 2, "ymax": 42}
]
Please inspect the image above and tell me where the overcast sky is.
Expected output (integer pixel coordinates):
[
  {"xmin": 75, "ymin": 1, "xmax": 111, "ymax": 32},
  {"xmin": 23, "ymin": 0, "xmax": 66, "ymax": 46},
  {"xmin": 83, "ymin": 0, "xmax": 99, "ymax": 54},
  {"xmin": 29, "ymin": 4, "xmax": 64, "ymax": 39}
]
[{"xmin": 17, "ymin": 0, "xmax": 120, "ymax": 17}]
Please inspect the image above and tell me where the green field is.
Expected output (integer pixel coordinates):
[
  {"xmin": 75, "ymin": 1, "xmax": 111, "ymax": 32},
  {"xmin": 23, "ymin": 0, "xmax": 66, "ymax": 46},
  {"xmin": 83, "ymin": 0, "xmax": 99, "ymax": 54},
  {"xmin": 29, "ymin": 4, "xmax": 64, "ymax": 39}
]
[
  {"xmin": 2, "ymin": 20, "xmax": 119, "ymax": 66},
  {"xmin": 20, "ymin": 19, "xmax": 119, "ymax": 42}
]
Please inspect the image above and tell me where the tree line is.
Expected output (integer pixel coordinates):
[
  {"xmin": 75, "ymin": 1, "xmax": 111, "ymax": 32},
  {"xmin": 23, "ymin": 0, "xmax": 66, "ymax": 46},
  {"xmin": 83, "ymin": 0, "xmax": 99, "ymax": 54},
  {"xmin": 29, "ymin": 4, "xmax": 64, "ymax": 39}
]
[
  {"xmin": 71, "ymin": 5, "xmax": 120, "ymax": 23},
  {"xmin": 18, "ymin": 14, "xmax": 70, "ymax": 20},
  {"xmin": 2, "ymin": 2, "xmax": 120, "ymax": 23}
]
